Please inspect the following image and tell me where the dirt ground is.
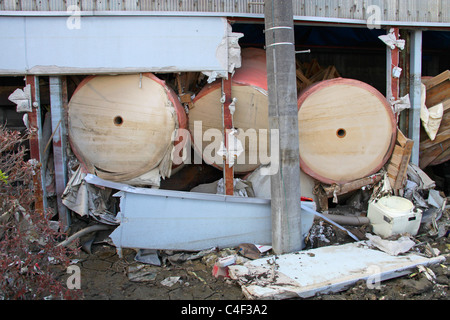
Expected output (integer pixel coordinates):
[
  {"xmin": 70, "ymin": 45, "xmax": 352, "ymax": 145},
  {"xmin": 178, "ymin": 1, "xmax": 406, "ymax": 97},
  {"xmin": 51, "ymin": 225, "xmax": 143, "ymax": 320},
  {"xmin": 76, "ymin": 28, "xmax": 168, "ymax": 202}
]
[{"xmin": 54, "ymin": 208, "xmax": 450, "ymax": 302}]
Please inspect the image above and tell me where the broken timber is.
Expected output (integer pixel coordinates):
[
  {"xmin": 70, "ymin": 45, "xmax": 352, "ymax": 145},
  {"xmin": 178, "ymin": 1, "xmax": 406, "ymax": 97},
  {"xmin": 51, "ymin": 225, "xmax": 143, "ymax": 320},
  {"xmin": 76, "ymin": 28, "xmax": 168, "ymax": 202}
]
[
  {"xmin": 420, "ymin": 70, "xmax": 450, "ymax": 168},
  {"xmin": 322, "ymin": 173, "xmax": 384, "ymax": 199},
  {"xmin": 387, "ymin": 129, "xmax": 414, "ymax": 192}
]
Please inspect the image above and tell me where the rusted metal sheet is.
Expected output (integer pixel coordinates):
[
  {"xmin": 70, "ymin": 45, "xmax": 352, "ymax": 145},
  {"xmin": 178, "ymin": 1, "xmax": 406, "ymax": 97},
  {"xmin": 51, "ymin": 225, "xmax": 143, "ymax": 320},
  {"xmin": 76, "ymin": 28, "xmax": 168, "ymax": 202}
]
[{"xmin": 0, "ymin": 0, "xmax": 448, "ymax": 25}]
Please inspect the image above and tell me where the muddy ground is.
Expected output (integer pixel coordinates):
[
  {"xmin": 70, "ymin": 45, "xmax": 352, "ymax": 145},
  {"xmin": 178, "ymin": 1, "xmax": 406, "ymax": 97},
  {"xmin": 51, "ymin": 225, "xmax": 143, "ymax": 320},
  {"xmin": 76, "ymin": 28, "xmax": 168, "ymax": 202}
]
[{"xmin": 54, "ymin": 208, "xmax": 450, "ymax": 302}]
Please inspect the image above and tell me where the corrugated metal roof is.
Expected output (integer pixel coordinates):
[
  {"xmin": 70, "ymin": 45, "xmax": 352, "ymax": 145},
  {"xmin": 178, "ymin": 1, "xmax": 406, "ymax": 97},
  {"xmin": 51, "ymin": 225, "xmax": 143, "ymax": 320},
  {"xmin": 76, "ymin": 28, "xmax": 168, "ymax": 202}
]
[{"xmin": 0, "ymin": 0, "xmax": 449, "ymax": 25}]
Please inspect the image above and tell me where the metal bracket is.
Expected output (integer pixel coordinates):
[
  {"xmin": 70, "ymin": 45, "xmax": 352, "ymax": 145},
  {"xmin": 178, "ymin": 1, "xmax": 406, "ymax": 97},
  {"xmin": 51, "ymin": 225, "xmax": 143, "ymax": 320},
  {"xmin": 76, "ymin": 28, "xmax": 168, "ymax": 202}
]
[
  {"xmin": 263, "ymin": 26, "xmax": 293, "ymax": 33},
  {"xmin": 265, "ymin": 42, "xmax": 294, "ymax": 49}
]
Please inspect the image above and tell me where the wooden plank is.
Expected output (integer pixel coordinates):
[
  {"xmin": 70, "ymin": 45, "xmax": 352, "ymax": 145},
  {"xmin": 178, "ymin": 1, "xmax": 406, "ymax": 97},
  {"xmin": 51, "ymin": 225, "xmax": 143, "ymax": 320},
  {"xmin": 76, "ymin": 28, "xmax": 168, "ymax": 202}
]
[
  {"xmin": 389, "ymin": 145, "xmax": 404, "ymax": 167},
  {"xmin": 419, "ymin": 98, "xmax": 450, "ymax": 167},
  {"xmin": 420, "ymin": 129, "xmax": 450, "ymax": 151},
  {"xmin": 296, "ymin": 69, "xmax": 312, "ymax": 86},
  {"xmin": 425, "ymin": 70, "xmax": 450, "ymax": 90},
  {"xmin": 387, "ymin": 163, "xmax": 399, "ymax": 186},
  {"xmin": 419, "ymin": 138, "xmax": 450, "ymax": 169},
  {"xmin": 429, "ymin": 147, "xmax": 450, "ymax": 166},
  {"xmin": 443, "ymin": 98, "xmax": 450, "ymax": 112},
  {"xmin": 397, "ymin": 127, "xmax": 409, "ymax": 147},
  {"xmin": 393, "ymin": 139, "xmax": 413, "ymax": 190},
  {"xmin": 387, "ymin": 129, "xmax": 414, "ymax": 191},
  {"xmin": 322, "ymin": 173, "xmax": 383, "ymax": 198},
  {"xmin": 425, "ymin": 70, "xmax": 450, "ymax": 107},
  {"xmin": 305, "ymin": 59, "xmax": 321, "ymax": 78},
  {"xmin": 427, "ymin": 81, "xmax": 450, "ymax": 108}
]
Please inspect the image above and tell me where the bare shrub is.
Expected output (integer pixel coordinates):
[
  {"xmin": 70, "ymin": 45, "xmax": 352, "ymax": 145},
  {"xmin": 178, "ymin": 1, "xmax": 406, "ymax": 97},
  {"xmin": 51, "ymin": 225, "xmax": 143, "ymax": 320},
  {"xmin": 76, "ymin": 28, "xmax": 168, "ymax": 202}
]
[{"xmin": 0, "ymin": 126, "xmax": 82, "ymax": 300}]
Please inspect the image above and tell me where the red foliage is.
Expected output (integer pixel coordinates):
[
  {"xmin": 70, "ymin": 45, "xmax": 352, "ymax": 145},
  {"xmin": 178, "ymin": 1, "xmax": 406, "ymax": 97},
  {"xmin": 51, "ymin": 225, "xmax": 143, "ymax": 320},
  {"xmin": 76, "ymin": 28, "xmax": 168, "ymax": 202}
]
[{"xmin": 0, "ymin": 126, "xmax": 82, "ymax": 300}]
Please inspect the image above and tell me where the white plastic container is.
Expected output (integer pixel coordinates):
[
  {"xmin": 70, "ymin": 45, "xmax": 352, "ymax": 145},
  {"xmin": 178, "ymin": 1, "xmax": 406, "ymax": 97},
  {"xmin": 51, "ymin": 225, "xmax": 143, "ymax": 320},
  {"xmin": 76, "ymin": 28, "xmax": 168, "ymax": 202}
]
[{"xmin": 368, "ymin": 196, "xmax": 422, "ymax": 238}]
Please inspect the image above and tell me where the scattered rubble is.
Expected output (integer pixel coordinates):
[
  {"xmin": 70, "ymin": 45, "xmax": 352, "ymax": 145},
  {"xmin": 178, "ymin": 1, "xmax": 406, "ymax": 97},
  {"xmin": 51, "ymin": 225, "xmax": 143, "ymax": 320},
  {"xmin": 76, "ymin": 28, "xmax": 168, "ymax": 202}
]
[
  {"xmin": 53, "ymin": 200, "xmax": 448, "ymax": 300},
  {"xmin": 53, "ymin": 149, "xmax": 450, "ymax": 300},
  {"xmin": 50, "ymin": 69, "xmax": 450, "ymax": 300}
]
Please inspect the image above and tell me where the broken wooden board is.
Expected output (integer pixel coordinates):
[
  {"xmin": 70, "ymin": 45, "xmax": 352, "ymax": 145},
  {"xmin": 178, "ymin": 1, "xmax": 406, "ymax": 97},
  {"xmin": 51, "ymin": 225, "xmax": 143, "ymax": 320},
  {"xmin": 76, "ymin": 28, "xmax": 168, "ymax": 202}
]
[
  {"xmin": 419, "ymin": 70, "xmax": 450, "ymax": 168},
  {"xmin": 228, "ymin": 241, "xmax": 445, "ymax": 300},
  {"xmin": 419, "ymin": 98, "xmax": 450, "ymax": 168},
  {"xmin": 387, "ymin": 129, "xmax": 414, "ymax": 191},
  {"xmin": 322, "ymin": 173, "xmax": 383, "ymax": 198},
  {"xmin": 420, "ymin": 138, "xmax": 450, "ymax": 169},
  {"xmin": 424, "ymin": 70, "xmax": 450, "ymax": 108}
]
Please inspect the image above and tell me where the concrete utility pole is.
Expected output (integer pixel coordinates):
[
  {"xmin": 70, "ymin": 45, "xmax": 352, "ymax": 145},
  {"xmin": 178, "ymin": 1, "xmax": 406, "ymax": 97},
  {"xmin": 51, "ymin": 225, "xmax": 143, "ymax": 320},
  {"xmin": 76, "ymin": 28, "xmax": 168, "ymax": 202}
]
[{"xmin": 264, "ymin": 0, "xmax": 303, "ymax": 254}]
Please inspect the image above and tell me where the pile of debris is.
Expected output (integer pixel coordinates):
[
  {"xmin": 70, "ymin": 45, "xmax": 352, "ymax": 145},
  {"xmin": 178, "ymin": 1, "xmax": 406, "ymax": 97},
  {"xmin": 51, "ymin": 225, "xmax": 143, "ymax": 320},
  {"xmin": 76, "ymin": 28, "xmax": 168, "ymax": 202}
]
[
  {"xmin": 61, "ymin": 154, "xmax": 449, "ymax": 300},
  {"xmin": 55, "ymin": 68, "xmax": 449, "ymax": 300}
]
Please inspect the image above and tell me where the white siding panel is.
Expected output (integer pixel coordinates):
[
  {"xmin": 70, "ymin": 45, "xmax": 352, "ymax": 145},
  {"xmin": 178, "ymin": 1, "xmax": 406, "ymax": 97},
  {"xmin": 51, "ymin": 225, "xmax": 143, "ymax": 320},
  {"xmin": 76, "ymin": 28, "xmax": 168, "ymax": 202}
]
[{"xmin": 0, "ymin": 15, "xmax": 231, "ymax": 75}]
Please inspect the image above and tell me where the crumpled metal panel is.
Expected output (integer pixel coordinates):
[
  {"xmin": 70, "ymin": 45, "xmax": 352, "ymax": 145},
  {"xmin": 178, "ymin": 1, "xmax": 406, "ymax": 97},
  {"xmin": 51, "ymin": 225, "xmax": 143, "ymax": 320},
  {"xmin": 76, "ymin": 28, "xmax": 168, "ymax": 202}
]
[{"xmin": 83, "ymin": 174, "xmax": 316, "ymax": 251}]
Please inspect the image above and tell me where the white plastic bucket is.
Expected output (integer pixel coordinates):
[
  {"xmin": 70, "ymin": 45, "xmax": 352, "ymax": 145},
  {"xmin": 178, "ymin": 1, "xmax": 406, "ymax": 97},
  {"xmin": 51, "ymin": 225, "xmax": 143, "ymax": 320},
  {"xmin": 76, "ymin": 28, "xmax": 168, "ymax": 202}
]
[{"xmin": 376, "ymin": 196, "xmax": 414, "ymax": 217}]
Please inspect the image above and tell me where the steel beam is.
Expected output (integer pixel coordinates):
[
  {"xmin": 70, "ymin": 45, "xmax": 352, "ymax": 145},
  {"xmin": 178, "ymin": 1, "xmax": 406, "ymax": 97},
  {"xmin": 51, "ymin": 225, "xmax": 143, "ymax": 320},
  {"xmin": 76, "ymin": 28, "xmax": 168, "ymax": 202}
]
[
  {"xmin": 49, "ymin": 76, "xmax": 70, "ymax": 230},
  {"xmin": 408, "ymin": 30, "xmax": 423, "ymax": 166}
]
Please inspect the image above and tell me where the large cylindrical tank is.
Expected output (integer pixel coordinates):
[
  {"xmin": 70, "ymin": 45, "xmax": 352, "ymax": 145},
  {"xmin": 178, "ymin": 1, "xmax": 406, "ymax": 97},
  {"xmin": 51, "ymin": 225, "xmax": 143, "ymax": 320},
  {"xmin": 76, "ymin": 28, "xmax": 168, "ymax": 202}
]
[
  {"xmin": 189, "ymin": 48, "xmax": 269, "ymax": 174},
  {"xmin": 297, "ymin": 78, "xmax": 396, "ymax": 185},
  {"xmin": 68, "ymin": 73, "xmax": 187, "ymax": 184}
]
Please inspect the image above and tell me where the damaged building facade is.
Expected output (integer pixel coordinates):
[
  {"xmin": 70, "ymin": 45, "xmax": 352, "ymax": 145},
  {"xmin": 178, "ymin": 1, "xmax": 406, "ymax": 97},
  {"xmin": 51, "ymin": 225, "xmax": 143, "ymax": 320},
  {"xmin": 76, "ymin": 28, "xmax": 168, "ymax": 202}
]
[{"xmin": 0, "ymin": 0, "xmax": 449, "ymax": 299}]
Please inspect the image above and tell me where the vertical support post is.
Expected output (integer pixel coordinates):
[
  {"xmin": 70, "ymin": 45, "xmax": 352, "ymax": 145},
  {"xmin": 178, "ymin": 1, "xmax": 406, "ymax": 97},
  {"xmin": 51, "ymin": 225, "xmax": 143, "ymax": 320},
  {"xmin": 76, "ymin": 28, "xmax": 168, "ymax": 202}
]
[
  {"xmin": 25, "ymin": 75, "xmax": 47, "ymax": 212},
  {"xmin": 386, "ymin": 28, "xmax": 400, "ymax": 107},
  {"xmin": 49, "ymin": 76, "xmax": 70, "ymax": 231},
  {"xmin": 409, "ymin": 30, "xmax": 423, "ymax": 166},
  {"xmin": 398, "ymin": 30, "xmax": 410, "ymax": 135},
  {"xmin": 222, "ymin": 74, "xmax": 234, "ymax": 196},
  {"xmin": 264, "ymin": 0, "xmax": 303, "ymax": 254}
]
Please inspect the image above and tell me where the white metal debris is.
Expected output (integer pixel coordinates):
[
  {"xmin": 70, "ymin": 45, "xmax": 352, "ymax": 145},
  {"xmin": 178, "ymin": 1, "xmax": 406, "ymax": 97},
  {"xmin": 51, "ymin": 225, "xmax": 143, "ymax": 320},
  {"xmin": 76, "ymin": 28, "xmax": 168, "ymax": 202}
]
[
  {"xmin": 228, "ymin": 241, "xmax": 445, "ymax": 300},
  {"xmin": 8, "ymin": 85, "xmax": 32, "ymax": 112},
  {"xmin": 82, "ymin": 174, "xmax": 316, "ymax": 252}
]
